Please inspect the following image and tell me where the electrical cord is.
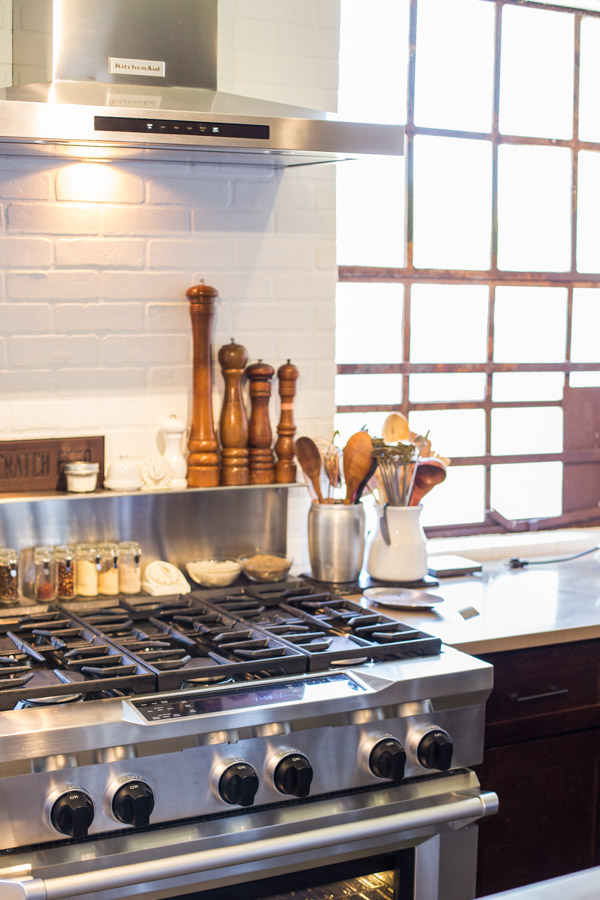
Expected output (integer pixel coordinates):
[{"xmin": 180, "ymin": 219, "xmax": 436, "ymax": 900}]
[{"xmin": 507, "ymin": 545, "xmax": 600, "ymax": 569}]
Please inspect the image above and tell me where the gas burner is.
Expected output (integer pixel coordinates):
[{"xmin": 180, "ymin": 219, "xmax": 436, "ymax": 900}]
[{"xmin": 14, "ymin": 692, "xmax": 84, "ymax": 709}]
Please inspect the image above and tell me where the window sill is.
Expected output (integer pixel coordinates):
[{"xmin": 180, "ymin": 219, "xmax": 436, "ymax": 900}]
[{"xmin": 427, "ymin": 526, "xmax": 600, "ymax": 562}]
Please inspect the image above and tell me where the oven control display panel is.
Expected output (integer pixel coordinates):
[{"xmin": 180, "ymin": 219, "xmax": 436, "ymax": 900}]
[{"xmin": 133, "ymin": 674, "xmax": 367, "ymax": 722}]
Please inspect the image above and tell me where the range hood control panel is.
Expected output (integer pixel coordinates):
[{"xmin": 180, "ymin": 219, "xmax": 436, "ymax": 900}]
[{"xmin": 94, "ymin": 116, "xmax": 270, "ymax": 140}]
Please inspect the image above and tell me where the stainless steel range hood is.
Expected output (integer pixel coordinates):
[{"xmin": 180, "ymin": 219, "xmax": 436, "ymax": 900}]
[{"xmin": 0, "ymin": 0, "xmax": 404, "ymax": 166}]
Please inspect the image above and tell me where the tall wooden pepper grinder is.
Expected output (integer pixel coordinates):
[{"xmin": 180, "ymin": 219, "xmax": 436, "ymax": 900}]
[
  {"xmin": 186, "ymin": 281, "xmax": 220, "ymax": 487},
  {"xmin": 274, "ymin": 360, "xmax": 299, "ymax": 484},
  {"xmin": 218, "ymin": 338, "xmax": 250, "ymax": 485},
  {"xmin": 247, "ymin": 360, "xmax": 275, "ymax": 484}
]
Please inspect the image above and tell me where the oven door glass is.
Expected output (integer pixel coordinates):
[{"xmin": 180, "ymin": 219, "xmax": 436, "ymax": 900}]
[{"xmin": 182, "ymin": 852, "xmax": 413, "ymax": 900}]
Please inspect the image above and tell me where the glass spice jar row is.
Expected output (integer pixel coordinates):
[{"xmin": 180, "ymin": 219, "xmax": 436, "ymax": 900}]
[{"xmin": 0, "ymin": 542, "xmax": 142, "ymax": 605}]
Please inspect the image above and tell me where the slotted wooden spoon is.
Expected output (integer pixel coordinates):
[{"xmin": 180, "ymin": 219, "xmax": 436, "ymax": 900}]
[
  {"xmin": 295, "ymin": 436, "xmax": 325, "ymax": 504},
  {"xmin": 343, "ymin": 431, "xmax": 374, "ymax": 504}
]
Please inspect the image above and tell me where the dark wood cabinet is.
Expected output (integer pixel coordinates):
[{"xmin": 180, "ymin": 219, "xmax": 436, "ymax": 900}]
[{"xmin": 473, "ymin": 639, "xmax": 600, "ymax": 897}]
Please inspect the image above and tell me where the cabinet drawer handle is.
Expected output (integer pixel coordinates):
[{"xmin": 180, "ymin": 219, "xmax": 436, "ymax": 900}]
[{"xmin": 510, "ymin": 686, "xmax": 569, "ymax": 704}]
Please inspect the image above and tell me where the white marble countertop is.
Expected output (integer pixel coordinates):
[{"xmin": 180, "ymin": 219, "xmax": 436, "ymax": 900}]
[
  {"xmin": 480, "ymin": 866, "xmax": 600, "ymax": 899},
  {"xmin": 358, "ymin": 552, "xmax": 600, "ymax": 655}
]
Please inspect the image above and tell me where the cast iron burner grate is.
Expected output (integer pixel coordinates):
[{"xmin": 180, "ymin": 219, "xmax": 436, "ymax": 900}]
[
  {"xmin": 67, "ymin": 597, "xmax": 306, "ymax": 689},
  {"xmin": 196, "ymin": 581, "xmax": 442, "ymax": 671},
  {"xmin": 0, "ymin": 610, "xmax": 155, "ymax": 710}
]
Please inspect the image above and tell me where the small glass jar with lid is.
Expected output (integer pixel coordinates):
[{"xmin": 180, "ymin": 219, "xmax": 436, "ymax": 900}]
[
  {"xmin": 0, "ymin": 548, "xmax": 19, "ymax": 606},
  {"xmin": 34, "ymin": 546, "xmax": 56, "ymax": 602},
  {"xmin": 75, "ymin": 543, "xmax": 100, "ymax": 597},
  {"xmin": 98, "ymin": 542, "xmax": 120, "ymax": 596},
  {"xmin": 118, "ymin": 541, "xmax": 142, "ymax": 594},
  {"xmin": 55, "ymin": 546, "xmax": 76, "ymax": 600}
]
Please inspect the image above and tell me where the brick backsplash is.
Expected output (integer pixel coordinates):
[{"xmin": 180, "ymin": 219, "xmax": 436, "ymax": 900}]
[{"xmin": 0, "ymin": 157, "xmax": 336, "ymax": 564}]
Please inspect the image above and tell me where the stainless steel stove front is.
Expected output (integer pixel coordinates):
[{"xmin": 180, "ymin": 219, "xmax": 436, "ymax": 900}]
[{"xmin": 0, "ymin": 769, "xmax": 497, "ymax": 900}]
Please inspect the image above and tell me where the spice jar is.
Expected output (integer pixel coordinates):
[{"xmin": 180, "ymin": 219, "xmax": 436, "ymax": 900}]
[
  {"xmin": 98, "ymin": 542, "xmax": 120, "ymax": 595},
  {"xmin": 63, "ymin": 461, "xmax": 99, "ymax": 493},
  {"xmin": 34, "ymin": 546, "xmax": 56, "ymax": 602},
  {"xmin": 75, "ymin": 543, "xmax": 100, "ymax": 597},
  {"xmin": 0, "ymin": 548, "xmax": 19, "ymax": 606},
  {"xmin": 55, "ymin": 546, "xmax": 76, "ymax": 600},
  {"xmin": 119, "ymin": 541, "xmax": 142, "ymax": 594}
]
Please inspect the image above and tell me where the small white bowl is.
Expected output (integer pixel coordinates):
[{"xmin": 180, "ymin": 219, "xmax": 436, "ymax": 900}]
[
  {"xmin": 105, "ymin": 456, "xmax": 142, "ymax": 492},
  {"xmin": 186, "ymin": 557, "xmax": 242, "ymax": 588}
]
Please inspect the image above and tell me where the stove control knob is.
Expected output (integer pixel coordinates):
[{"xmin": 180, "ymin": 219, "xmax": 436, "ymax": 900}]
[
  {"xmin": 369, "ymin": 738, "xmax": 406, "ymax": 782},
  {"xmin": 219, "ymin": 763, "xmax": 259, "ymax": 807},
  {"xmin": 112, "ymin": 781, "xmax": 155, "ymax": 827},
  {"xmin": 51, "ymin": 790, "xmax": 94, "ymax": 839},
  {"xmin": 274, "ymin": 753, "xmax": 313, "ymax": 798},
  {"xmin": 417, "ymin": 729, "xmax": 454, "ymax": 771}
]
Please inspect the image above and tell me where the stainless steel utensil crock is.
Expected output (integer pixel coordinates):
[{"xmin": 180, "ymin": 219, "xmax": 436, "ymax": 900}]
[{"xmin": 307, "ymin": 502, "xmax": 366, "ymax": 583}]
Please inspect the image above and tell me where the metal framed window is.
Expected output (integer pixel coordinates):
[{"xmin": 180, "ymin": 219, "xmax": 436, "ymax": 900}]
[{"xmin": 336, "ymin": 0, "xmax": 600, "ymax": 536}]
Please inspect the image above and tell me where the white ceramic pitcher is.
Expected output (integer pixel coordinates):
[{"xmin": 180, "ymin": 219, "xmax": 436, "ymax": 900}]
[{"xmin": 366, "ymin": 504, "xmax": 427, "ymax": 582}]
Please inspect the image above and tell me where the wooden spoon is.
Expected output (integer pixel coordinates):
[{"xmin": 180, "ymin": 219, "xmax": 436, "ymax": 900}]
[
  {"xmin": 409, "ymin": 458, "xmax": 447, "ymax": 506},
  {"xmin": 382, "ymin": 412, "xmax": 410, "ymax": 443},
  {"xmin": 295, "ymin": 437, "xmax": 325, "ymax": 504},
  {"xmin": 343, "ymin": 431, "xmax": 374, "ymax": 504}
]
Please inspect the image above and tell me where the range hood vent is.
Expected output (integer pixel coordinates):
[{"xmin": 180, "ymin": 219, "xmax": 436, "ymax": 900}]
[{"xmin": 0, "ymin": 0, "xmax": 404, "ymax": 166}]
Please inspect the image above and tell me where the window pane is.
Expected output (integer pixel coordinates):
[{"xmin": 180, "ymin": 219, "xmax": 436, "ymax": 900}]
[
  {"xmin": 497, "ymin": 145, "xmax": 572, "ymax": 272},
  {"xmin": 334, "ymin": 412, "xmax": 388, "ymax": 446},
  {"xmin": 414, "ymin": 0, "xmax": 495, "ymax": 132},
  {"xmin": 420, "ymin": 465, "xmax": 485, "ymax": 527},
  {"xmin": 571, "ymin": 288, "xmax": 600, "ymax": 362},
  {"xmin": 491, "ymin": 462, "xmax": 562, "ymax": 519},
  {"xmin": 336, "ymin": 157, "xmax": 405, "ymax": 267},
  {"xmin": 335, "ymin": 283, "xmax": 403, "ymax": 364},
  {"xmin": 335, "ymin": 374, "xmax": 403, "ymax": 407},
  {"xmin": 413, "ymin": 136, "xmax": 492, "ymax": 270},
  {"xmin": 499, "ymin": 5, "xmax": 574, "ymax": 139},
  {"xmin": 576, "ymin": 151, "xmax": 600, "ymax": 274},
  {"xmin": 491, "ymin": 407, "xmax": 563, "ymax": 455},
  {"xmin": 410, "ymin": 284, "xmax": 488, "ymax": 364},
  {"xmin": 409, "ymin": 409, "xmax": 485, "ymax": 458},
  {"xmin": 578, "ymin": 17, "xmax": 600, "ymax": 143},
  {"xmin": 494, "ymin": 286, "xmax": 567, "ymax": 362},
  {"xmin": 570, "ymin": 372, "xmax": 600, "ymax": 387},
  {"xmin": 338, "ymin": 0, "xmax": 409, "ymax": 124},
  {"xmin": 493, "ymin": 372, "xmax": 564, "ymax": 402},
  {"xmin": 410, "ymin": 373, "xmax": 486, "ymax": 403}
]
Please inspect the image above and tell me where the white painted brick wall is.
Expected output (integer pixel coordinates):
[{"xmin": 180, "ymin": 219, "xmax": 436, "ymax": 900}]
[{"xmin": 0, "ymin": 3, "xmax": 342, "ymax": 568}]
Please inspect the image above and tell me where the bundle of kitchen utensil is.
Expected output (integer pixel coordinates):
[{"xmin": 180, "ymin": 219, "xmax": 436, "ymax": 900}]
[
  {"xmin": 294, "ymin": 430, "xmax": 375, "ymax": 505},
  {"xmin": 374, "ymin": 412, "xmax": 450, "ymax": 507},
  {"xmin": 295, "ymin": 412, "xmax": 450, "ymax": 508}
]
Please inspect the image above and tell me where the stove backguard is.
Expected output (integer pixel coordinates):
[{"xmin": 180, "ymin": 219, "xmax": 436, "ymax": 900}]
[{"xmin": 0, "ymin": 484, "xmax": 292, "ymax": 567}]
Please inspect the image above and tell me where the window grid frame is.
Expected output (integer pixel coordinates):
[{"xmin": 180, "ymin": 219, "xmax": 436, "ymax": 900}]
[{"xmin": 336, "ymin": 0, "xmax": 600, "ymax": 534}]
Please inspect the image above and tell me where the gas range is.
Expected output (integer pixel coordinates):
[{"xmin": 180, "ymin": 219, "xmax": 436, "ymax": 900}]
[{"xmin": 0, "ymin": 579, "xmax": 496, "ymax": 900}]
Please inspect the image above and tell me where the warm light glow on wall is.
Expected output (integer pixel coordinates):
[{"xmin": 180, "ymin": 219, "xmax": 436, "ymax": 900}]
[{"xmin": 62, "ymin": 161, "xmax": 124, "ymax": 201}]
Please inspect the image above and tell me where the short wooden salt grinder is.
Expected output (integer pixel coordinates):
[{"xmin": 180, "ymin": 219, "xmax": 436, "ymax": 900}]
[
  {"xmin": 247, "ymin": 360, "xmax": 275, "ymax": 484},
  {"xmin": 218, "ymin": 338, "xmax": 249, "ymax": 485},
  {"xmin": 186, "ymin": 281, "xmax": 219, "ymax": 487},
  {"xmin": 274, "ymin": 360, "xmax": 299, "ymax": 484}
]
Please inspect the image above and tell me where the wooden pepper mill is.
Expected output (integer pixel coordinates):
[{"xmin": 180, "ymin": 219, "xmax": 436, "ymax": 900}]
[
  {"xmin": 274, "ymin": 360, "xmax": 299, "ymax": 484},
  {"xmin": 186, "ymin": 281, "xmax": 219, "ymax": 487},
  {"xmin": 218, "ymin": 338, "xmax": 250, "ymax": 485},
  {"xmin": 247, "ymin": 360, "xmax": 275, "ymax": 484}
]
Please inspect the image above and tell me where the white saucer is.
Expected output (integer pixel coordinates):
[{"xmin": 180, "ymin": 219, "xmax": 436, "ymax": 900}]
[{"xmin": 363, "ymin": 587, "xmax": 444, "ymax": 610}]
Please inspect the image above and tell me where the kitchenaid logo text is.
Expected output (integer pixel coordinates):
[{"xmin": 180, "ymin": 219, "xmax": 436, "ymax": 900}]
[{"xmin": 109, "ymin": 58, "xmax": 166, "ymax": 77}]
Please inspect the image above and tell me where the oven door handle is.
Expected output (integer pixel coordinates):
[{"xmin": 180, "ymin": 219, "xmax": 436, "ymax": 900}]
[{"xmin": 0, "ymin": 790, "xmax": 498, "ymax": 900}]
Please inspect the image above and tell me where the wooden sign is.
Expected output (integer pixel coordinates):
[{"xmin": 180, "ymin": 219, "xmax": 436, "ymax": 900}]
[{"xmin": 0, "ymin": 437, "xmax": 105, "ymax": 493}]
